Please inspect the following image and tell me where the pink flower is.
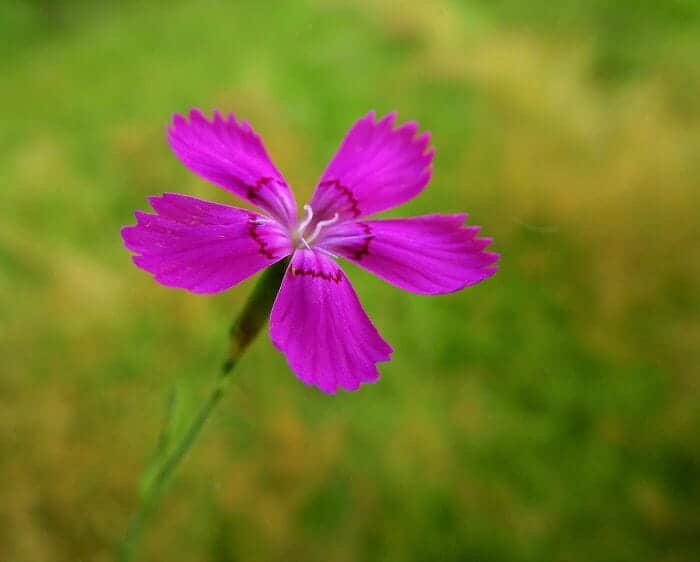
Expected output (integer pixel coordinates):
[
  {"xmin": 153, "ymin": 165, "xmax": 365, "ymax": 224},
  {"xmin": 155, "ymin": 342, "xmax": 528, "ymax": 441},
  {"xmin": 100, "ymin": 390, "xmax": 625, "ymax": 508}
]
[{"xmin": 122, "ymin": 110, "xmax": 498, "ymax": 393}]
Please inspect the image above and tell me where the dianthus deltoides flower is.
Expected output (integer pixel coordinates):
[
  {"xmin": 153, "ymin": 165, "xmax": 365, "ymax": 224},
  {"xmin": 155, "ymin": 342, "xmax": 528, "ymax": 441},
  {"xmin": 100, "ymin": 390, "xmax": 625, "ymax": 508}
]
[{"xmin": 122, "ymin": 109, "xmax": 498, "ymax": 393}]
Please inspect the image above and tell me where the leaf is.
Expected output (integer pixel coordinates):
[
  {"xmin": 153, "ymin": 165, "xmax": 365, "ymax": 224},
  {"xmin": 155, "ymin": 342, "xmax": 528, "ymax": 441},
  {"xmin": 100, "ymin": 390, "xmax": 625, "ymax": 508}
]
[{"xmin": 138, "ymin": 378, "xmax": 196, "ymax": 500}]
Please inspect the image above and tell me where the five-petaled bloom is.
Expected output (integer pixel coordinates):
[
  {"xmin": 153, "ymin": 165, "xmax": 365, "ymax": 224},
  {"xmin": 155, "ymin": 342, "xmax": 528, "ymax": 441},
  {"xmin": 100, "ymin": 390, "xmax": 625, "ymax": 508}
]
[{"xmin": 121, "ymin": 109, "xmax": 498, "ymax": 393}]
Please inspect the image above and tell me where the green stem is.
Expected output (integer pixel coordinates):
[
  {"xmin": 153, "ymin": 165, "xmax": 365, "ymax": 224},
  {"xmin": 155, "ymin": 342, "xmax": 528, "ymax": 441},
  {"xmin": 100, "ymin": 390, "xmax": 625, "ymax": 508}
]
[{"xmin": 116, "ymin": 259, "xmax": 288, "ymax": 562}]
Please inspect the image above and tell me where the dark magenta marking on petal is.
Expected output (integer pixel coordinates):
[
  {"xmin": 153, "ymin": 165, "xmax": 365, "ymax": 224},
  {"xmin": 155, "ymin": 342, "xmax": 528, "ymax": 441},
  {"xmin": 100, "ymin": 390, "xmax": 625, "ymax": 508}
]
[
  {"xmin": 318, "ymin": 179, "xmax": 362, "ymax": 218},
  {"xmin": 247, "ymin": 213, "xmax": 276, "ymax": 259},
  {"xmin": 245, "ymin": 176, "xmax": 275, "ymax": 202},
  {"xmin": 350, "ymin": 222, "xmax": 373, "ymax": 261},
  {"xmin": 245, "ymin": 176, "xmax": 290, "ymax": 203},
  {"xmin": 289, "ymin": 264, "xmax": 343, "ymax": 283}
]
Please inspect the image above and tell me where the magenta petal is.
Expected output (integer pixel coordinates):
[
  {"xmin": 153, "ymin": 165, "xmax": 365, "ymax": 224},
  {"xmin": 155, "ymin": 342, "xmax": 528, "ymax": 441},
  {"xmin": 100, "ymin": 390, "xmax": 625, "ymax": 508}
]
[
  {"xmin": 318, "ymin": 214, "xmax": 499, "ymax": 295},
  {"xmin": 121, "ymin": 193, "xmax": 292, "ymax": 294},
  {"xmin": 309, "ymin": 111, "xmax": 434, "ymax": 221},
  {"xmin": 167, "ymin": 109, "xmax": 297, "ymax": 227},
  {"xmin": 269, "ymin": 249, "xmax": 393, "ymax": 394}
]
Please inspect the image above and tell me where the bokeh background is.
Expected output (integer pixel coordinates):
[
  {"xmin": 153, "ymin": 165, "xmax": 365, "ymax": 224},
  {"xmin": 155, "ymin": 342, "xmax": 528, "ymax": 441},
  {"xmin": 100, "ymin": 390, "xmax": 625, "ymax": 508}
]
[{"xmin": 2, "ymin": 1, "xmax": 699, "ymax": 561}]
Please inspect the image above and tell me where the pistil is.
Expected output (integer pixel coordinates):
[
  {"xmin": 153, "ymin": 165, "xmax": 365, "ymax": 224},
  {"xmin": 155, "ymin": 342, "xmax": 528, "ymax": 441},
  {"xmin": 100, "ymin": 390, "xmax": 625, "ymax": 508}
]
[{"xmin": 293, "ymin": 205, "xmax": 340, "ymax": 249}]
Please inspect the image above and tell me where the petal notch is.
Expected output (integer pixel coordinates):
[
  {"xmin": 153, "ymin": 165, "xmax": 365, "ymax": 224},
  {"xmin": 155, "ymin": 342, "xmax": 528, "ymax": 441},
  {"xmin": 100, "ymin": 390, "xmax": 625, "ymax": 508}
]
[
  {"xmin": 320, "ymin": 214, "xmax": 499, "ymax": 294},
  {"xmin": 310, "ymin": 111, "xmax": 434, "ymax": 222},
  {"xmin": 121, "ymin": 193, "xmax": 292, "ymax": 293},
  {"xmin": 168, "ymin": 109, "xmax": 297, "ymax": 226},
  {"xmin": 269, "ymin": 249, "xmax": 392, "ymax": 393}
]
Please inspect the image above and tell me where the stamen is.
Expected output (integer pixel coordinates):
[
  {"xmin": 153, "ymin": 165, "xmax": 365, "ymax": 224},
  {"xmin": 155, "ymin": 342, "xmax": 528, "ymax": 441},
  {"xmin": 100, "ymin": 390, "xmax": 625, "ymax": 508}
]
[
  {"xmin": 307, "ymin": 213, "xmax": 339, "ymax": 243},
  {"xmin": 296, "ymin": 204, "xmax": 314, "ymax": 235},
  {"xmin": 319, "ymin": 233, "xmax": 372, "ymax": 244},
  {"xmin": 300, "ymin": 237, "xmax": 312, "ymax": 250},
  {"xmin": 313, "ymin": 246, "xmax": 339, "ymax": 259}
]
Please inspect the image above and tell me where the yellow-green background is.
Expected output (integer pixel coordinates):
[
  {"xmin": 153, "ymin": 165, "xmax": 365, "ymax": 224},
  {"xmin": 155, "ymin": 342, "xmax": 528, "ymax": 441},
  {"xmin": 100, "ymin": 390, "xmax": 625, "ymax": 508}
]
[{"xmin": 2, "ymin": 1, "xmax": 699, "ymax": 561}]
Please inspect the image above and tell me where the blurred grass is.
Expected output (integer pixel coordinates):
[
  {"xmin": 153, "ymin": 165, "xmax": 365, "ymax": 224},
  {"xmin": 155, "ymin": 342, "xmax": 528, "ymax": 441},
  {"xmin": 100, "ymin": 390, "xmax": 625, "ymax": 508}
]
[{"xmin": 1, "ymin": 1, "xmax": 699, "ymax": 561}]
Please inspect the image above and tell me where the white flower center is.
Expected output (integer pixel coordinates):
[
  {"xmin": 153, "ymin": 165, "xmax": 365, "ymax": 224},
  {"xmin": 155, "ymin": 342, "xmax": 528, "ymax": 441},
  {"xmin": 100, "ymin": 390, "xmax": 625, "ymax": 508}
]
[{"xmin": 294, "ymin": 204, "xmax": 339, "ymax": 249}]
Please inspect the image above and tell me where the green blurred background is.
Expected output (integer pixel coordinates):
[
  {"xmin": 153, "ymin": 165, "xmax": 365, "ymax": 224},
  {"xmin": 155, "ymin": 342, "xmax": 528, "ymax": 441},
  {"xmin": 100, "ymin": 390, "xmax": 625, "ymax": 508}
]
[{"xmin": 2, "ymin": 1, "xmax": 699, "ymax": 561}]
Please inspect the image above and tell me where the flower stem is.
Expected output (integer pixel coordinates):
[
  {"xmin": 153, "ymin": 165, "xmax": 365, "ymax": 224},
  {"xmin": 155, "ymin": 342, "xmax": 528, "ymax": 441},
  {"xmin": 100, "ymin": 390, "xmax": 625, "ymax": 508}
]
[{"xmin": 116, "ymin": 259, "xmax": 288, "ymax": 562}]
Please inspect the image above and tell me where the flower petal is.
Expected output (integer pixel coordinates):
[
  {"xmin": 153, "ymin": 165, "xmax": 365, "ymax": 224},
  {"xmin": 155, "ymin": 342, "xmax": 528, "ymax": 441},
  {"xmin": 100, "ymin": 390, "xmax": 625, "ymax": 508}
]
[
  {"xmin": 121, "ymin": 193, "xmax": 292, "ymax": 293},
  {"xmin": 318, "ymin": 214, "xmax": 499, "ymax": 295},
  {"xmin": 269, "ymin": 249, "xmax": 392, "ymax": 394},
  {"xmin": 167, "ymin": 109, "xmax": 297, "ymax": 227},
  {"xmin": 309, "ymin": 111, "xmax": 434, "ymax": 221}
]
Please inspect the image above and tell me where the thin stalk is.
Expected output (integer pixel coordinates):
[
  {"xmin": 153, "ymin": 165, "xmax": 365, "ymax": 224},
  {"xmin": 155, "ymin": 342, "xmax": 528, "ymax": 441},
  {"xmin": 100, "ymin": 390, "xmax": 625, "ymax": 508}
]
[{"xmin": 116, "ymin": 259, "xmax": 288, "ymax": 562}]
